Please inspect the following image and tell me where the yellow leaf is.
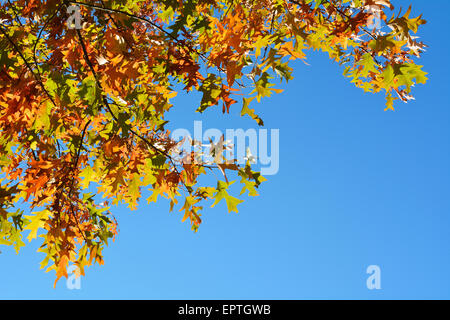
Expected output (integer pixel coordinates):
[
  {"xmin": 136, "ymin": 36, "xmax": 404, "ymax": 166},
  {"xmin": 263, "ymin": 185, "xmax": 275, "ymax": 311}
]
[{"xmin": 24, "ymin": 210, "xmax": 52, "ymax": 242}]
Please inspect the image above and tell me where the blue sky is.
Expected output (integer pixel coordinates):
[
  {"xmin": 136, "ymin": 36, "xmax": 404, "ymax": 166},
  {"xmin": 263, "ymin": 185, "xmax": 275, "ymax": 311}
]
[{"xmin": 1, "ymin": 0, "xmax": 449, "ymax": 299}]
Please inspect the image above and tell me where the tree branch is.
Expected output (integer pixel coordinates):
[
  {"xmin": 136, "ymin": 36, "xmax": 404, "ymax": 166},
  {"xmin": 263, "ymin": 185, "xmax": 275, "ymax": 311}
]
[
  {"xmin": 71, "ymin": 18, "xmax": 192, "ymax": 194},
  {"xmin": 0, "ymin": 24, "xmax": 58, "ymax": 108}
]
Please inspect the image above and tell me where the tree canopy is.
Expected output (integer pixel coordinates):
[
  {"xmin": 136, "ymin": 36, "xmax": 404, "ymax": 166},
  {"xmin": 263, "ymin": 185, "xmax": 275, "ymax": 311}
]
[{"xmin": 0, "ymin": 0, "xmax": 427, "ymax": 285}]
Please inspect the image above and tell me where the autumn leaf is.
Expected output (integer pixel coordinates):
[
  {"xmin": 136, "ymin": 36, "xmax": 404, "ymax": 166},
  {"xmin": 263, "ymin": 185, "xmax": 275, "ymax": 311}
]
[
  {"xmin": 211, "ymin": 181, "xmax": 244, "ymax": 213},
  {"xmin": 24, "ymin": 210, "xmax": 52, "ymax": 242}
]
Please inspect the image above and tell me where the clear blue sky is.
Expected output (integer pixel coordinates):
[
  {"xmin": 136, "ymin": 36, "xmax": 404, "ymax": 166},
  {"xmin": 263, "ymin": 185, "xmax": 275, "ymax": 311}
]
[{"xmin": 1, "ymin": 0, "xmax": 449, "ymax": 299}]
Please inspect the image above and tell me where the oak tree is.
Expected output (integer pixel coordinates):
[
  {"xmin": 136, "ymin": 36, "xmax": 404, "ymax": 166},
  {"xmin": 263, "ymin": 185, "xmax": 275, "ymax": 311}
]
[{"xmin": 0, "ymin": 0, "xmax": 427, "ymax": 284}]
